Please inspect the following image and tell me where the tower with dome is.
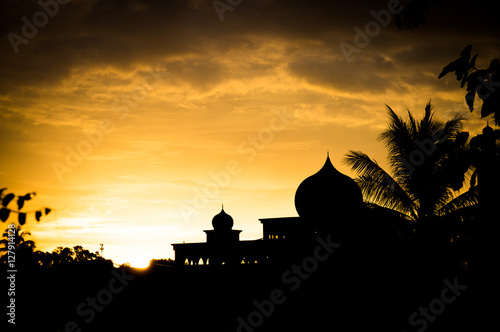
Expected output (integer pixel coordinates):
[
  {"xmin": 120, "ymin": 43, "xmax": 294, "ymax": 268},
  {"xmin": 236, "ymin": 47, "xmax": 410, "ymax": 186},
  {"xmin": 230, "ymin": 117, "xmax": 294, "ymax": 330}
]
[{"xmin": 171, "ymin": 154, "xmax": 365, "ymax": 267}]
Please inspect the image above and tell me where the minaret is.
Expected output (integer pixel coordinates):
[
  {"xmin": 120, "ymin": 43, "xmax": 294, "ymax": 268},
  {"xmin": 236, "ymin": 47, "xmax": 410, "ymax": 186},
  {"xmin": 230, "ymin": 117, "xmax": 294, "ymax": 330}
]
[
  {"xmin": 204, "ymin": 205, "xmax": 241, "ymax": 244},
  {"xmin": 204, "ymin": 205, "xmax": 242, "ymax": 266}
]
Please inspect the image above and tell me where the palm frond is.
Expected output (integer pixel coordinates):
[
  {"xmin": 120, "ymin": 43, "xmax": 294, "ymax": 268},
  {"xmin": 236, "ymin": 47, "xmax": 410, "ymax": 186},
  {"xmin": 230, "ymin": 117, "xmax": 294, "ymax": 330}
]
[
  {"xmin": 379, "ymin": 105, "xmax": 416, "ymax": 173},
  {"xmin": 21, "ymin": 240, "xmax": 36, "ymax": 248},
  {"xmin": 344, "ymin": 150, "xmax": 417, "ymax": 219},
  {"xmin": 347, "ymin": 102, "xmax": 474, "ymax": 224},
  {"xmin": 407, "ymin": 108, "xmax": 418, "ymax": 137},
  {"xmin": 435, "ymin": 187, "xmax": 479, "ymax": 217},
  {"xmin": 418, "ymin": 101, "xmax": 437, "ymax": 135},
  {"xmin": 441, "ymin": 113, "xmax": 466, "ymax": 140}
]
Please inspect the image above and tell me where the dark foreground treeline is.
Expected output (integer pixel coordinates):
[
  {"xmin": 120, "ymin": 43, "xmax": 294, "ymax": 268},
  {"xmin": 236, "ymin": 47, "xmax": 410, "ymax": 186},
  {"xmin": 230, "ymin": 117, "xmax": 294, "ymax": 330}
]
[{"xmin": 4, "ymin": 226, "xmax": 497, "ymax": 332}]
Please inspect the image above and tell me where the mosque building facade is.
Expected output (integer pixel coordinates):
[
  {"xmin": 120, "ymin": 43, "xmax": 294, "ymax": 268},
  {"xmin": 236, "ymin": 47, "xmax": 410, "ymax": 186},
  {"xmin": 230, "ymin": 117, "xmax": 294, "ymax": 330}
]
[{"xmin": 171, "ymin": 154, "xmax": 364, "ymax": 267}]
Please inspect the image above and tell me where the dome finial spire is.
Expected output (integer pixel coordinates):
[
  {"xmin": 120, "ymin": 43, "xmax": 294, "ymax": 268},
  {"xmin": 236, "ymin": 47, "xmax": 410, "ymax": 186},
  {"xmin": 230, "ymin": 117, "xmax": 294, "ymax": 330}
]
[
  {"xmin": 294, "ymin": 153, "xmax": 363, "ymax": 221},
  {"xmin": 212, "ymin": 205, "xmax": 234, "ymax": 230},
  {"xmin": 326, "ymin": 150, "xmax": 332, "ymax": 164}
]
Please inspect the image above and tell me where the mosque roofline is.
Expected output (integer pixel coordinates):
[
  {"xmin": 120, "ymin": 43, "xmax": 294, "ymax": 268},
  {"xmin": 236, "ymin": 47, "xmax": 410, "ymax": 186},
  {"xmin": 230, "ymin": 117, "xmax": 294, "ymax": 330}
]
[
  {"xmin": 259, "ymin": 217, "xmax": 300, "ymax": 223},
  {"xmin": 171, "ymin": 242, "xmax": 208, "ymax": 247},
  {"xmin": 171, "ymin": 238, "xmax": 263, "ymax": 247}
]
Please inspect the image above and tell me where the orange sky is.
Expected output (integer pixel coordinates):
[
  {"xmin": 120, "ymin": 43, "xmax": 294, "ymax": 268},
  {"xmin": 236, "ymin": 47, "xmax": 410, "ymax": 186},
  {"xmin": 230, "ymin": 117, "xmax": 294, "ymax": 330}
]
[{"xmin": 1, "ymin": 0, "xmax": 498, "ymax": 267}]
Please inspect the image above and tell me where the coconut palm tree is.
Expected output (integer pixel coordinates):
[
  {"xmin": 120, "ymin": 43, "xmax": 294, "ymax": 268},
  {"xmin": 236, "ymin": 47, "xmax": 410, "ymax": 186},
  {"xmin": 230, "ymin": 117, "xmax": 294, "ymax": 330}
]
[
  {"xmin": 344, "ymin": 102, "xmax": 478, "ymax": 233},
  {"xmin": 0, "ymin": 224, "xmax": 35, "ymax": 253},
  {"xmin": 0, "ymin": 225, "xmax": 36, "ymax": 265}
]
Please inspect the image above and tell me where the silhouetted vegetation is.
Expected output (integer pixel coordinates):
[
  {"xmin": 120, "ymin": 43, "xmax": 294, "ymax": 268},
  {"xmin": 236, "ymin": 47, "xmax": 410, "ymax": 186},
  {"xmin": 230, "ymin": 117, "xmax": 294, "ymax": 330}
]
[
  {"xmin": 36, "ymin": 245, "xmax": 103, "ymax": 267},
  {"xmin": 0, "ymin": 188, "xmax": 52, "ymax": 225},
  {"xmin": 150, "ymin": 258, "xmax": 175, "ymax": 266},
  {"xmin": 344, "ymin": 102, "xmax": 476, "ymax": 238},
  {"xmin": 36, "ymin": 245, "xmax": 104, "ymax": 268},
  {"xmin": 0, "ymin": 225, "xmax": 36, "ymax": 266},
  {"xmin": 439, "ymin": 45, "xmax": 500, "ymax": 126},
  {"xmin": 0, "ymin": 226, "xmax": 104, "ymax": 268}
]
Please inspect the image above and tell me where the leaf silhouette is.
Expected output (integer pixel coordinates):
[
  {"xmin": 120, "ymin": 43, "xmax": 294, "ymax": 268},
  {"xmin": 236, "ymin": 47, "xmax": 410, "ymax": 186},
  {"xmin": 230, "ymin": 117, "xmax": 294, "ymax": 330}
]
[
  {"xmin": 18, "ymin": 212, "xmax": 26, "ymax": 225},
  {"xmin": 17, "ymin": 197, "xmax": 25, "ymax": 210},
  {"xmin": 470, "ymin": 54, "xmax": 478, "ymax": 68},
  {"xmin": 480, "ymin": 89, "xmax": 500, "ymax": 125},
  {"xmin": 440, "ymin": 45, "xmax": 500, "ymax": 123},
  {"xmin": 17, "ymin": 193, "xmax": 35, "ymax": 210},
  {"xmin": 465, "ymin": 90, "xmax": 475, "ymax": 111},
  {"xmin": 460, "ymin": 44, "xmax": 472, "ymax": 58},
  {"xmin": 0, "ymin": 208, "xmax": 10, "ymax": 222},
  {"xmin": 16, "ymin": 193, "xmax": 32, "ymax": 210},
  {"xmin": 438, "ymin": 62, "xmax": 457, "ymax": 79},
  {"xmin": 2, "ymin": 193, "xmax": 15, "ymax": 207},
  {"xmin": 35, "ymin": 210, "xmax": 42, "ymax": 222},
  {"xmin": 438, "ymin": 45, "xmax": 474, "ymax": 81}
]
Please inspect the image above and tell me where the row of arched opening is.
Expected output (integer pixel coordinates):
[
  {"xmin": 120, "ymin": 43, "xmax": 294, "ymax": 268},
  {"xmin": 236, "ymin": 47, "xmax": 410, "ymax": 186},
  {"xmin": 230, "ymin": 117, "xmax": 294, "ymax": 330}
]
[{"xmin": 183, "ymin": 257, "xmax": 263, "ymax": 266}]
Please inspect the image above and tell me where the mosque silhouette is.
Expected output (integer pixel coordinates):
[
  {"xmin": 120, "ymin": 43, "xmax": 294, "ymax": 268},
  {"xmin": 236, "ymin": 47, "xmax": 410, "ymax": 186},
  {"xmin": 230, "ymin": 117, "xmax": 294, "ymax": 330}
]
[{"xmin": 171, "ymin": 154, "xmax": 366, "ymax": 267}]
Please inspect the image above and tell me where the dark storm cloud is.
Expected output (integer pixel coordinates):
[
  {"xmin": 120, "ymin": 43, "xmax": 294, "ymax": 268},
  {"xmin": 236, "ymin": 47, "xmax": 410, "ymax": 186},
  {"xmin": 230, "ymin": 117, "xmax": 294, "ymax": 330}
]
[
  {"xmin": 0, "ymin": 0, "xmax": 498, "ymax": 96},
  {"xmin": 287, "ymin": 57, "xmax": 393, "ymax": 93}
]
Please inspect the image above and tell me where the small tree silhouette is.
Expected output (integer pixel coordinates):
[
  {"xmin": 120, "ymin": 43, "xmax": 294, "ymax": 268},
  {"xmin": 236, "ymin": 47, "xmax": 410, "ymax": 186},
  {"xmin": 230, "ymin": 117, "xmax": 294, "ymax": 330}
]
[
  {"xmin": 73, "ymin": 245, "xmax": 100, "ymax": 262},
  {"xmin": 0, "ymin": 224, "xmax": 35, "ymax": 253},
  {"xmin": 0, "ymin": 225, "xmax": 36, "ymax": 265},
  {"xmin": 53, "ymin": 246, "xmax": 74, "ymax": 265}
]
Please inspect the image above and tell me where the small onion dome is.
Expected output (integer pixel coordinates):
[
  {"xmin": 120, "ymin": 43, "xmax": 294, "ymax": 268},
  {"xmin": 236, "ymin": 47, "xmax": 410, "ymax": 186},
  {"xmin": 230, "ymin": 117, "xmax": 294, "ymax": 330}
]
[
  {"xmin": 212, "ymin": 206, "xmax": 234, "ymax": 231},
  {"xmin": 294, "ymin": 154, "xmax": 363, "ymax": 222}
]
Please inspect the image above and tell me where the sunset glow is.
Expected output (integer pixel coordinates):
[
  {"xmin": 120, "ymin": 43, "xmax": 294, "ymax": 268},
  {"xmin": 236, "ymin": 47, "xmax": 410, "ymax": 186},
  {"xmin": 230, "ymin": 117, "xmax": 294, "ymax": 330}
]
[{"xmin": 1, "ymin": 0, "xmax": 497, "ymax": 267}]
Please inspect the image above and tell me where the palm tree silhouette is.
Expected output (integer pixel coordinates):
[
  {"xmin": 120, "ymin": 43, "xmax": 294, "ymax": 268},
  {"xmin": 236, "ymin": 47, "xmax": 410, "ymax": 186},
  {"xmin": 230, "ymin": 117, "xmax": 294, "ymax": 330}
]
[
  {"xmin": 344, "ymin": 102, "xmax": 477, "ymax": 231},
  {"xmin": 0, "ymin": 225, "xmax": 35, "ymax": 253},
  {"xmin": 0, "ymin": 225, "xmax": 36, "ymax": 265}
]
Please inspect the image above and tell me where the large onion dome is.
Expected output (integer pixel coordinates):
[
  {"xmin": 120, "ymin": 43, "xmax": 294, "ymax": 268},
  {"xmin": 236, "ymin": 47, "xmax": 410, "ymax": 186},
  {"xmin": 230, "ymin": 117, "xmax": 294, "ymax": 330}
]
[
  {"xmin": 294, "ymin": 154, "xmax": 363, "ymax": 224},
  {"xmin": 212, "ymin": 206, "xmax": 234, "ymax": 231}
]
